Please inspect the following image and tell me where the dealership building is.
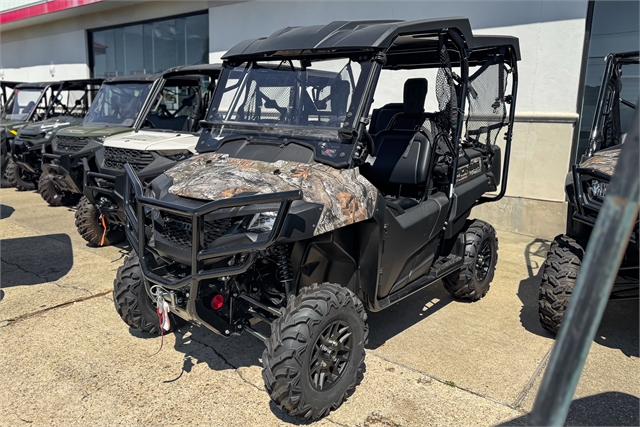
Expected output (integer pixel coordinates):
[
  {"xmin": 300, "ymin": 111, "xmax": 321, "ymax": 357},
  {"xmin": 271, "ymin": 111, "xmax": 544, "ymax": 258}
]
[{"xmin": 1, "ymin": 0, "xmax": 638, "ymax": 238}]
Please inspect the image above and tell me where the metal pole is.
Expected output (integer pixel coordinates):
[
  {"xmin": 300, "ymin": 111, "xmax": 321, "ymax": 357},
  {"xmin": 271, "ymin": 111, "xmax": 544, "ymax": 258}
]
[{"xmin": 527, "ymin": 105, "xmax": 639, "ymax": 426}]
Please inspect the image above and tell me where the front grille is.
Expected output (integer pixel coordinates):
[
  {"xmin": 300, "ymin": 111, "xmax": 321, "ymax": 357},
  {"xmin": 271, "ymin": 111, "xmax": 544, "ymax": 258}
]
[
  {"xmin": 104, "ymin": 147, "xmax": 154, "ymax": 172},
  {"xmin": 55, "ymin": 136, "xmax": 89, "ymax": 152},
  {"xmin": 19, "ymin": 132, "xmax": 45, "ymax": 141},
  {"xmin": 158, "ymin": 213, "xmax": 232, "ymax": 248}
]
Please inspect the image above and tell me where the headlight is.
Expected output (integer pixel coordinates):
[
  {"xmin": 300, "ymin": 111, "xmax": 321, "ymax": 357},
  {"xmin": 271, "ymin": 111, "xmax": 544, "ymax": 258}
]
[
  {"xmin": 9, "ymin": 129, "xmax": 17, "ymax": 135},
  {"xmin": 589, "ymin": 179, "xmax": 608, "ymax": 199},
  {"xmin": 155, "ymin": 150, "xmax": 193, "ymax": 161},
  {"xmin": 247, "ymin": 212, "xmax": 278, "ymax": 233}
]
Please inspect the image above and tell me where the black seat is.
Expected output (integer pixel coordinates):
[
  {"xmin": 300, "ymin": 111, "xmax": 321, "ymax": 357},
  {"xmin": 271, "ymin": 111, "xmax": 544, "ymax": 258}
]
[
  {"xmin": 361, "ymin": 78, "xmax": 433, "ymax": 213},
  {"xmin": 368, "ymin": 78, "xmax": 429, "ymax": 134}
]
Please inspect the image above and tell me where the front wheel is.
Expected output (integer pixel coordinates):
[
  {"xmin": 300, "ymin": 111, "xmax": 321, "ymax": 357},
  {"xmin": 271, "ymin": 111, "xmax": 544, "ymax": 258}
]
[
  {"xmin": 75, "ymin": 196, "xmax": 125, "ymax": 246},
  {"xmin": 38, "ymin": 173, "xmax": 78, "ymax": 206},
  {"xmin": 113, "ymin": 255, "xmax": 183, "ymax": 334},
  {"xmin": 6, "ymin": 159, "xmax": 36, "ymax": 191},
  {"xmin": 538, "ymin": 235, "xmax": 584, "ymax": 334},
  {"xmin": 443, "ymin": 219, "xmax": 498, "ymax": 301},
  {"xmin": 262, "ymin": 283, "xmax": 368, "ymax": 420}
]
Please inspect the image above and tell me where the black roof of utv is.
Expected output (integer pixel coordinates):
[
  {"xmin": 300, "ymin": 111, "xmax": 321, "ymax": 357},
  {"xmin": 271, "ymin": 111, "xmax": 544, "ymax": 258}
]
[
  {"xmin": 103, "ymin": 64, "xmax": 223, "ymax": 84},
  {"xmin": 223, "ymin": 17, "xmax": 521, "ymax": 66}
]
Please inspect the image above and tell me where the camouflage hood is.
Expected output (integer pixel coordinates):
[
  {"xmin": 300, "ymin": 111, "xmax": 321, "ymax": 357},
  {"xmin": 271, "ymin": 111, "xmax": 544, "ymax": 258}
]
[
  {"xmin": 165, "ymin": 153, "xmax": 378, "ymax": 236},
  {"xmin": 579, "ymin": 147, "xmax": 620, "ymax": 178}
]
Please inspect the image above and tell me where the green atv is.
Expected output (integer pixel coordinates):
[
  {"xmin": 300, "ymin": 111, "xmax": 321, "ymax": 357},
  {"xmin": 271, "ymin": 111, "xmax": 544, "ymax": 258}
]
[
  {"xmin": 38, "ymin": 75, "xmax": 157, "ymax": 206},
  {"xmin": 7, "ymin": 79, "xmax": 102, "ymax": 191}
]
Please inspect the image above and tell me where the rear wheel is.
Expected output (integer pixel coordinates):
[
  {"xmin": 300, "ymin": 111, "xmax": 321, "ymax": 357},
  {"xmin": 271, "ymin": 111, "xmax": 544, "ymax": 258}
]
[
  {"xmin": 75, "ymin": 196, "xmax": 124, "ymax": 246},
  {"xmin": 443, "ymin": 219, "xmax": 498, "ymax": 301},
  {"xmin": 538, "ymin": 235, "xmax": 584, "ymax": 334},
  {"xmin": 262, "ymin": 283, "xmax": 368, "ymax": 420},
  {"xmin": 6, "ymin": 159, "xmax": 36, "ymax": 191},
  {"xmin": 38, "ymin": 173, "xmax": 78, "ymax": 206},
  {"xmin": 113, "ymin": 255, "xmax": 183, "ymax": 334}
]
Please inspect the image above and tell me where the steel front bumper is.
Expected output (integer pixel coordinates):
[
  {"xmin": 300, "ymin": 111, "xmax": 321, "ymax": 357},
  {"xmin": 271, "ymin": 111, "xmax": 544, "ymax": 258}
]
[{"xmin": 122, "ymin": 163, "xmax": 302, "ymax": 335}]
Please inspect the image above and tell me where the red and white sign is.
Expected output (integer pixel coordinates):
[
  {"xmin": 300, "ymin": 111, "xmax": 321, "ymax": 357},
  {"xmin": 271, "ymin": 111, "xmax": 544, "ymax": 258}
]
[{"xmin": 0, "ymin": 0, "xmax": 103, "ymax": 25}]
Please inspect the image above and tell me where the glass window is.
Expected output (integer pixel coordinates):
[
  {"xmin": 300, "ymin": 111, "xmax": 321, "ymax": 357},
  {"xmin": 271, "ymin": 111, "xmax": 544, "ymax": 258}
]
[
  {"xmin": 575, "ymin": 1, "xmax": 639, "ymax": 161},
  {"xmin": 90, "ymin": 12, "xmax": 209, "ymax": 78},
  {"xmin": 83, "ymin": 82, "xmax": 153, "ymax": 127}
]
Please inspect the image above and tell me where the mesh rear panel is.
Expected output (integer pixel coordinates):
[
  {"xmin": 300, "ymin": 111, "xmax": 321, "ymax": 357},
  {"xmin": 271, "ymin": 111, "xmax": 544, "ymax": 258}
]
[
  {"xmin": 55, "ymin": 136, "xmax": 89, "ymax": 152},
  {"xmin": 432, "ymin": 42, "xmax": 458, "ymax": 141},
  {"xmin": 466, "ymin": 61, "xmax": 508, "ymax": 147},
  {"xmin": 104, "ymin": 146, "xmax": 154, "ymax": 172},
  {"xmin": 238, "ymin": 67, "xmax": 293, "ymax": 122},
  {"xmin": 158, "ymin": 213, "xmax": 232, "ymax": 248}
]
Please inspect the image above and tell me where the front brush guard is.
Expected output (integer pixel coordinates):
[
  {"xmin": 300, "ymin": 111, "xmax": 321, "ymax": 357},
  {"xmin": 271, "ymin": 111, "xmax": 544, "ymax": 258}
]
[{"xmin": 122, "ymin": 163, "xmax": 302, "ymax": 335}]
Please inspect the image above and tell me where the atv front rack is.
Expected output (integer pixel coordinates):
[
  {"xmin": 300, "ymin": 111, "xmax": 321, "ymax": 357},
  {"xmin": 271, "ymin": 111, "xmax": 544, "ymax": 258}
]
[{"xmin": 123, "ymin": 163, "xmax": 302, "ymax": 290}]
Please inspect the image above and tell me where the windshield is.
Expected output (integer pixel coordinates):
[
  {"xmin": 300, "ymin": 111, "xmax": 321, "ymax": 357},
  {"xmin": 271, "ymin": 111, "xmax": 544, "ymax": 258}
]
[
  {"xmin": 205, "ymin": 58, "xmax": 366, "ymax": 144},
  {"xmin": 2, "ymin": 88, "xmax": 46, "ymax": 121},
  {"xmin": 83, "ymin": 82, "xmax": 152, "ymax": 126}
]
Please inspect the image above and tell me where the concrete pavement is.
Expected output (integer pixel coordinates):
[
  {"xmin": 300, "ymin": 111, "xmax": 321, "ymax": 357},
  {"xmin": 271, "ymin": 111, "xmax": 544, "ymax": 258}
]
[{"xmin": 1, "ymin": 188, "xmax": 638, "ymax": 426}]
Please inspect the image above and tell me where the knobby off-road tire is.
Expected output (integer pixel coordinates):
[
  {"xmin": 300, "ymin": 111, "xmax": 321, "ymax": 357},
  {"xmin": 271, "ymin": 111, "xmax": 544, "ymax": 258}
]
[
  {"xmin": 262, "ymin": 283, "xmax": 368, "ymax": 420},
  {"xmin": 6, "ymin": 159, "xmax": 36, "ymax": 191},
  {"xmin": 443, "ymin": 219, "xmax": 498, "ymax": 301},
  {"xmin": 538, "ymin": 234, "xmax": 584, "ymax": 334},
  {"xmin": 37, "ymin": 172, "xmax": 77, "ymax": 206},
  {"xmin": 113, "ymin": 255, "xmax": 183, "ymax": 334},
  {"xmin": 75, "ymin": 196, "xmax": 125, "ymax": 246}
]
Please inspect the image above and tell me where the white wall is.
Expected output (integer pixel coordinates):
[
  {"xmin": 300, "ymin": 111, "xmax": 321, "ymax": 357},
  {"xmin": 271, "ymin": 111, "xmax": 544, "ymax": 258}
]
[
  {"xmin": 208, "ymin": 0, "xmax": 589, "ymax": 116},
  {"xmin": 0, "ymin": 30, "xmax": 89, "ymax": 81}
]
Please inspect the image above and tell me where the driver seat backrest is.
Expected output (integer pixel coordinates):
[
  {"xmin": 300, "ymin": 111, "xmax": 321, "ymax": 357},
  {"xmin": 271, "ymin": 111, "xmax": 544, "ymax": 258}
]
[{"xmin": 360, "ymin": 128, "xmax": 433, "ymax": 199}]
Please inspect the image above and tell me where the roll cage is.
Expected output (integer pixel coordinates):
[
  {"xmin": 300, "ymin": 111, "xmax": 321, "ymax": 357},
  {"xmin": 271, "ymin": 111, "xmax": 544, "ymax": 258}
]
[{"xmin": 585, "ymin": 51, "xmax": 639, "ymax": 158}]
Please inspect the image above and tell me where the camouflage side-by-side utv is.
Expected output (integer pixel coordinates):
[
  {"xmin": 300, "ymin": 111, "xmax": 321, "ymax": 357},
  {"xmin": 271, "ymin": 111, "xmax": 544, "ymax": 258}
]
[
  {"xmin": 7, "ymin": 79, "xmax": 103, "ymax": 191},
  {"xmin": 78, "ymin": 65, "xmax": 221, "ymax": 246},
  {"xmin": 115, "ymin": 18, "xmax": 520, "ymax": 418},
  {"xmin": 539, "ymin": 51, "xmax": 639, "ymax": 334},
  {"xmin": 1, "ymin": 81, "xmax": 57, "ymax": 187},
  {"xmin": 38, "ymin": 75, "xmax": 158, "ymax": 207}
]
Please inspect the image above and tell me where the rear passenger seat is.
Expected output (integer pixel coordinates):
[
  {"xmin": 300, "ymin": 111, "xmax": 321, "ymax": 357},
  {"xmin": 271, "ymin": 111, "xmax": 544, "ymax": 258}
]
[{"xmin": 368, "ymin": 78, "xmax": 431, "ymax": 135}]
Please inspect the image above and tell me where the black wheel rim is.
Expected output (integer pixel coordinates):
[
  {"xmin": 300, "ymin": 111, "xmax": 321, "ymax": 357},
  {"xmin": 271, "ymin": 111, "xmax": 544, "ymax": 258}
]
[
  {"xmin": 309, "ymin": 320, "xmax": 353, "ymax": 391},
  {"xmin": 475, "ymin": 240, "xmax": 493, "ymax": 283}
]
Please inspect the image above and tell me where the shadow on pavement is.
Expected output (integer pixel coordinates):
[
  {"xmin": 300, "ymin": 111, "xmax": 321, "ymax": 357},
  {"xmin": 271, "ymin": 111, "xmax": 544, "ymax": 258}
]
[
  {"xmin": 517, "ymin": 238, "xmax": 551, "ymax": 338},
  {"xmin": 0, "ymin": 204, "xmax": 14, "ymax": 219},
  {"xmin": 518, "ymin": 238, "xmax": 639, "ymax": 357},
  {"xmin": 499, "ymin": 392, "xmax": 640, "ymax": 426},
  {"xmin": 0, "ymin": 234, "xmax": 74, "ymax": 287},
  {"xmin": 366, "ymin": 281, "xmax": 453, "ymax": 349}
]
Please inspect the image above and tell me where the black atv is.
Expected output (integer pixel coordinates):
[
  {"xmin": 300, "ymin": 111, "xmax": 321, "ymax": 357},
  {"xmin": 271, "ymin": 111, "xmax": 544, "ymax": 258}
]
[
  {"xmin": 79, "ymin": 65, "xmax": 221, "ymax": 246},
  {"xmin": 7, "ymin": 79, "xmax": 102, "ymax": 191},
  {"xmin": 115, "ymin": 19, "xmax": 520, "ymax": 419},
  {"xmin": 539, "ymin": 51, "xmax": 639, "ymax": 334},
  {"xmin": 1, "ymin": 81, "xmax": 56, "ymax": 187}
]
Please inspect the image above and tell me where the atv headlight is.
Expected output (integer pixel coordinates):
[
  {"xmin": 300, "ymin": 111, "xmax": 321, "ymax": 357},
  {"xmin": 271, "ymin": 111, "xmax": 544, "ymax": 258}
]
[
  {"xmin": 247, "ymin": 212, "xmax": 278, "ymax": 233},
  {"xmin": 155, "ymin": 150, "xmax": 193, "ymax": 161},
  {"xmin": 589, "ymin": 179, "xmax": 608, "ymax": 199},
  {"xmin": 9, "ymin": 129, "xmax": 17, "ymax": 135}
]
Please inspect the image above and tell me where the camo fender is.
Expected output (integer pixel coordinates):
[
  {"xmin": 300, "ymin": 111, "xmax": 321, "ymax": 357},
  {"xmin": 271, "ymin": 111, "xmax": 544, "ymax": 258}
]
[{"xmin": 165, "ymin": 153, "xmax": 378, "ymax": 235}]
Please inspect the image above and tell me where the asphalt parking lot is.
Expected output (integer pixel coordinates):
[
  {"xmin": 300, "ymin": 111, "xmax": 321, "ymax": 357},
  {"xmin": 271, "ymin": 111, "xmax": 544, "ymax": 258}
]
[{"xmin": 1, "ymin": 187, "xmax": 638, "ymax": 426}]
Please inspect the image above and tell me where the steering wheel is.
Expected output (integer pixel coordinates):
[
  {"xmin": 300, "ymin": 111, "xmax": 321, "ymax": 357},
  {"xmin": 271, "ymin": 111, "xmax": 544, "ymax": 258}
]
[{"xmin": 143, "ymin": 118, "xmax": 156, "ymax": 129}]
